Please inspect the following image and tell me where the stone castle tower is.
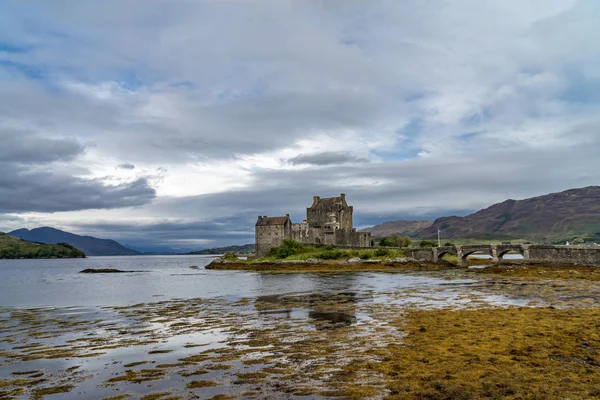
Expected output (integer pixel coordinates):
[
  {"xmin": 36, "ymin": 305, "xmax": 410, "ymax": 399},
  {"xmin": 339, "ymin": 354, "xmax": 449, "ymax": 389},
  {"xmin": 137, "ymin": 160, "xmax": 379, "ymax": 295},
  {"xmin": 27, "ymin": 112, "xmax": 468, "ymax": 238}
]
[{"xmin": 255, "ymin": 194, "xmax": 372, "ymax": 256}]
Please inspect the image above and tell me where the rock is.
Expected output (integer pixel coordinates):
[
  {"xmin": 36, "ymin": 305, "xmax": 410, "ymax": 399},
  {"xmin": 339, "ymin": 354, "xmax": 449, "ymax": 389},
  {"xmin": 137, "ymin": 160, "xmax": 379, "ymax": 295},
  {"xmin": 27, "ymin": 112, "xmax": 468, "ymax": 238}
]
[
  {"xmin": 346, "ymin": 258, "xmax": 362, "ymax": 264},
  {"xmin": 305, "ymin": 258, "xmax": 321, "ymax": 264},
  {"xmin": 391, "ymin": 257, "xmax": 417, "ymax": 263},
  {"xmin": 80, "ymin": 268, "xmax": 128, "ymax": 273},
  {"xmin": 79, "ymin": 268, "xmax": 142, "ymax": 273},
  {"xmin": 189, "ymin": 266, "xmax": 199, "ymax": 269}
]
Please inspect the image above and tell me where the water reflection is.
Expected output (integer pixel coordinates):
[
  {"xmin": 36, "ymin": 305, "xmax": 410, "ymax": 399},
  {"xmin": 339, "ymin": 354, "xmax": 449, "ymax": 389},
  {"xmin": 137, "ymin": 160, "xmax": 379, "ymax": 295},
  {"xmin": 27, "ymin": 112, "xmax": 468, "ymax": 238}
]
[
  {"xmin": 308, "ymin": 311, "xmax": 356, "ymax": 328},
  {"xmin": 255, "ymin": 291, "xmax": 362, "ymax": 329}
]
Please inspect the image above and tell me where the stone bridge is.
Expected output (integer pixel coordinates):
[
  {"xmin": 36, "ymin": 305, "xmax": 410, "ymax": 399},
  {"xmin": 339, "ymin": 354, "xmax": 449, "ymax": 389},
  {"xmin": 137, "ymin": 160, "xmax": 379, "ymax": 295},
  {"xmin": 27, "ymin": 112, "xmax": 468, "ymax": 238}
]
[{"xmin": 406, "ymin": 244, "xmax": 600, "ymax": 267}]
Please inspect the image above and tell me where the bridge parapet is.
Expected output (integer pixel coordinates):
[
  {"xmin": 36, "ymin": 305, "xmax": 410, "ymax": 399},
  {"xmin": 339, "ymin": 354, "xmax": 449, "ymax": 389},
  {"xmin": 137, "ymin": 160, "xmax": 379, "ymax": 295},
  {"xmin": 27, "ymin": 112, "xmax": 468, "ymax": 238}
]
[{"xmin": 528, "ymin": 245, "xmax": 600, "ymax": 266}]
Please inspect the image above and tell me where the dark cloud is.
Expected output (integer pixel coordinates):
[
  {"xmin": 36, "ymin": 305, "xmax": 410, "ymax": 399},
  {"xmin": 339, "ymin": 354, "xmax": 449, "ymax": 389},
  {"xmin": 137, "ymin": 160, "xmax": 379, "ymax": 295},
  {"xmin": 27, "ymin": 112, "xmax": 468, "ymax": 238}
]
[
  {"xmin": 287, "ymin": 151, "xmax": 368, "ymax": 166},
  {"xmin": 0, "ymin": 166, "xmax": 156, "ymax": 213},
  {"xmin": 117, "ymin": 163, "xmax": 135, "ymax": 170},
  {"xmin": 0, "ymin": 130, "xmax": 84, "ymax": 164}
]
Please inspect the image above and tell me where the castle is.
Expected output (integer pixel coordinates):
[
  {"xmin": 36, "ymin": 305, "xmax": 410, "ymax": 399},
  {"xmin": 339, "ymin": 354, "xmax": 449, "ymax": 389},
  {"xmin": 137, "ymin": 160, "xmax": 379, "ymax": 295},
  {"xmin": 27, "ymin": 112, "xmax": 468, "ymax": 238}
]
[{"xmin": 255, "ymin": 194, "xmax": 372, "ymax": 256}]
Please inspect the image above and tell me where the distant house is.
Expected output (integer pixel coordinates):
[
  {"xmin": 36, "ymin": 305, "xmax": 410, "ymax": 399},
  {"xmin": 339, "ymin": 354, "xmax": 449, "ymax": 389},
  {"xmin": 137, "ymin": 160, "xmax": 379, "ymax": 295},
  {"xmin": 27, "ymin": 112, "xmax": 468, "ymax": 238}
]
[{"xmin": 255, "ymin": 194, "xmax": 372, "ymax": 256}]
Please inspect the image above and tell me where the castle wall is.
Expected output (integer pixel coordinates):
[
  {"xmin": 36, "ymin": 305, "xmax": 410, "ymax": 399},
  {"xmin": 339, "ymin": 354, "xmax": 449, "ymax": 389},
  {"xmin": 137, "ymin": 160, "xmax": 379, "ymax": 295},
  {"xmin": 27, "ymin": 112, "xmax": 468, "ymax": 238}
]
[
  {"xmin": 256, "ymin": 195, "xmax": 372, "ymax": 256},
  {"xmin": 255, "ymin": 224, "xmax": 289, "ymax": 257},
  {"xmin": 306, "ymin": 205, "xmax": 353, "ymax": 230}
]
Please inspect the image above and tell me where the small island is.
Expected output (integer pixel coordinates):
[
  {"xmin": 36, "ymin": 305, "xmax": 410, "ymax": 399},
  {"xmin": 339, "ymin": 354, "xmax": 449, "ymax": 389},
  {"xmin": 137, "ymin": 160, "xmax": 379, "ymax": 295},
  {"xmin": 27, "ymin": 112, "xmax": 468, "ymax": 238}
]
[
  {"xmin": 206, "ymin": 239, "xmax": 453, "ymax": 272},
  {"xmin": 0, "ymin": 232, "xmax": 86, "ymax": 259}
]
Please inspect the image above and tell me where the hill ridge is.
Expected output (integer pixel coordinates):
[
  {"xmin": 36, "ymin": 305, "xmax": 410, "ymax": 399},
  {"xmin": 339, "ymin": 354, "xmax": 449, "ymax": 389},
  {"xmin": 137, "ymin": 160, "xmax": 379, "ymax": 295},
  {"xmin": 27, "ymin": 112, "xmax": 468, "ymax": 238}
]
[
  {"xmin": 9, "ymin": 227, "xmax": 140, "ymax": 256},
  {"xmin": 362, "ymin": 186, "xmax": 600, "ymax": 244}
]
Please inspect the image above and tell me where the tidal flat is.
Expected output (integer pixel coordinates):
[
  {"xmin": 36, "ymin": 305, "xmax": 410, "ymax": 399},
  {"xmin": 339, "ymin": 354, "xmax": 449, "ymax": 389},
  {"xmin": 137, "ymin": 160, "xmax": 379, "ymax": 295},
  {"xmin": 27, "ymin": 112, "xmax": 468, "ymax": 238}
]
[{"xmin": 1, "ymin": 266, "xmax": 600, "ymax": 399}]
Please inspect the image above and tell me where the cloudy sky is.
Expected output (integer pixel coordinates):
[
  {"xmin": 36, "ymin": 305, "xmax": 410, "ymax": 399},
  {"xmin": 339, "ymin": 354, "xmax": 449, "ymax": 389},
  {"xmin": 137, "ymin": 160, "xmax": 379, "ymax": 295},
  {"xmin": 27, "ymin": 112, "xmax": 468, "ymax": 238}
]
[{"xmin": 1, "ymin": 0, "xmax": 599, "ymax": 250}]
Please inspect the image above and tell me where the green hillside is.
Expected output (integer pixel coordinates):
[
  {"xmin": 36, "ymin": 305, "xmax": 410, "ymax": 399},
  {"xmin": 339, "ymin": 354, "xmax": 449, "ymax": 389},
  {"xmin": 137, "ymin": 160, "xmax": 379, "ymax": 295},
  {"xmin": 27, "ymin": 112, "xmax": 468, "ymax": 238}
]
[{"xmin": 0, "ymin": 232, "xmax": 86, "ymax": 259}]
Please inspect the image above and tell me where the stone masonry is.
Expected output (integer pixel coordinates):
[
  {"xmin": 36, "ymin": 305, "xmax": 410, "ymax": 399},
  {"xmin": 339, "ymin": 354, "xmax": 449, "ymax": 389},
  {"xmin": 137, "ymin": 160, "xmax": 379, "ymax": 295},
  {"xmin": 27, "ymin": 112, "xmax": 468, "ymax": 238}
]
[
  {"xmin": 406, "ymin": 244, "xmax": 600, "ymax": 267},
  {"xmin": 255, "ymin": 194, "xmax": 372, "ymax": 256}
]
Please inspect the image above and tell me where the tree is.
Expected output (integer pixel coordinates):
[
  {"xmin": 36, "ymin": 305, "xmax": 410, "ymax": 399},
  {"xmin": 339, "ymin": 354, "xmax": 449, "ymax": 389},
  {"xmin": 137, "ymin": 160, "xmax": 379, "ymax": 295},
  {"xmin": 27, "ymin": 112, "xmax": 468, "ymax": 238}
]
[{"xmin": 379, "ymin": 235, "xmax": 412, "ymax": 247}]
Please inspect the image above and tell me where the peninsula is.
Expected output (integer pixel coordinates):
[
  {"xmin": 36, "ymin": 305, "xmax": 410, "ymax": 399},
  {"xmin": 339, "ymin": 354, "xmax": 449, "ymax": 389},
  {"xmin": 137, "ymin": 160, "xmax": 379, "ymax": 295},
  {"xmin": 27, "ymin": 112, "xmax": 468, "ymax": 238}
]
[{"xmin": 0, "ymin": 232, "xmax": 86, "ymax": 259}]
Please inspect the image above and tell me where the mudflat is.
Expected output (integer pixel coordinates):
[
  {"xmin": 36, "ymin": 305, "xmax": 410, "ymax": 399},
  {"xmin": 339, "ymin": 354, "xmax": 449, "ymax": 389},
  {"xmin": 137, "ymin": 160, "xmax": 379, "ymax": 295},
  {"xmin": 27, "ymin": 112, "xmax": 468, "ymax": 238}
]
[{"xmin": 1, "ymin": 266, "xmax": 600, "ymax": 399}]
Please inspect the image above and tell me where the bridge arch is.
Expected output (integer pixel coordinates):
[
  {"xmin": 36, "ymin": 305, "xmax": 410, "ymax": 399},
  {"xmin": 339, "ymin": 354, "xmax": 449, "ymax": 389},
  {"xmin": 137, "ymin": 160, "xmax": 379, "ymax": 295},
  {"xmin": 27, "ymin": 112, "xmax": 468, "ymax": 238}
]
[
  {"xmin": 498, "ymin": 250, "xmax": 522, "ymax": 258},
  {"xmin": 435, "ymin": 246, "xmax": 457, "ymax": 263},
  {"xmin": 458, "ymin": 245, "xmax": 494, "ymax": 266},
  {"xmin": 497, "ymin": 245, "xmax": 525, "ymax": 260}
]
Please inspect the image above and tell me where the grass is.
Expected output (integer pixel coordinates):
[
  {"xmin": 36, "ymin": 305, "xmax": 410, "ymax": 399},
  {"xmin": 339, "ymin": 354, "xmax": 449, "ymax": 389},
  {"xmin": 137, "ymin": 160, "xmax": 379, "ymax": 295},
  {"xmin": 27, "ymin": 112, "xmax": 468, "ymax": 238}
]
[{"xmin": 234, "ymin": 241, "xmax": 411, "ymax": 263}]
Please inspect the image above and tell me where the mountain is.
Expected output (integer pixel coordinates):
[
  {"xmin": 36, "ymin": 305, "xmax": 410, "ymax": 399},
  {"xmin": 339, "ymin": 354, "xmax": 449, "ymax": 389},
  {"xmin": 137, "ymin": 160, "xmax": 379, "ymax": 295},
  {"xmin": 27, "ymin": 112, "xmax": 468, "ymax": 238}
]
[
  {"xmin": 416, "ymin": 186, "xmax": 600, "ymax": 243},
  {"xmin": 9, "ymin": 227, "xmax": 141, "ymax": 256},
  {"xmin": 361, "ymin": 220, "xmax": 433, "ymax": 238},
  {"xmin": 0, "ymin": 232, "xmax": 86, "ymax": 259},
  {"xmin": 188, "ymin": 243, "xmax": 255, "ymax": 255},
  {"xmin": 125, "ymin": 244, "xmax": 197, "ymax": 255}
]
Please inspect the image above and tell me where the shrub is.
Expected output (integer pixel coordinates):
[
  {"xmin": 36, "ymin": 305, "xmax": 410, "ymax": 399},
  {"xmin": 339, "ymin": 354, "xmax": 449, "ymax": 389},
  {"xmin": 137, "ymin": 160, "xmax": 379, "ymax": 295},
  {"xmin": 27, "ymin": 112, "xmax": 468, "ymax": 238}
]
[
  {"xmin": 374, "ymin": 248, "xmax": 389, "ymax": 257},
  {"xmin": 274, "ymin": 239, "xmax": 305, "ymax": 258},
  {"xmin": 222, "ymin": 253, "xmax": 238, "ymax": 261},
  {"xmin": 359, "ymin": 251, "xmax": 371, "ymax": 260},
  {"xmin": 444, "ymin": 242, "xmax": 455, "ymax": 247},
  {"xmin": 419, "ymin": 240, "xmax": 437, "ymax": 248},
  {"xmin": 324, "ymin": 244, "xmax": 335, "ymax": 251},
  {"xmin": 319, "ymin": 250, "xmax": 345, "ymax": 260}
]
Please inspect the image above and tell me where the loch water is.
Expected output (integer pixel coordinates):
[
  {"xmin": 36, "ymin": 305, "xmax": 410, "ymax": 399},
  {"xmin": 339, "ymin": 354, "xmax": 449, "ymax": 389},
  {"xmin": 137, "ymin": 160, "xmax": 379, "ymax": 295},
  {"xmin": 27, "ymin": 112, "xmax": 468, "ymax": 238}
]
[{"xmin": 0, "ymin": 254, "xmax": 524, "ymax": 308}]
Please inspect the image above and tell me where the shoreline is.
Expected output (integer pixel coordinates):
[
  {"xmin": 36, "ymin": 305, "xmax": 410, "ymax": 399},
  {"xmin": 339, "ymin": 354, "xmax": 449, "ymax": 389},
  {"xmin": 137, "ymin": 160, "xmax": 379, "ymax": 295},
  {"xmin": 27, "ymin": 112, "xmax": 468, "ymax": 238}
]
[
  {"xmin": 206, "ymin": 257, "xmax": 600, "ymax": 275},
  {"xmin": 205, "ymin": 259, "xmax": 460, "ymax": 272}
]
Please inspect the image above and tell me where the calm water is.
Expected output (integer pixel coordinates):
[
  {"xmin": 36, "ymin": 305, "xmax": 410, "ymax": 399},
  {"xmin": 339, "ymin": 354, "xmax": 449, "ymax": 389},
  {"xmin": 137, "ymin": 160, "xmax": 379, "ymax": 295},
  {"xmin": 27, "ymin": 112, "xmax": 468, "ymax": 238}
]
[{"xmin": 0, "ymin": 255, "xmax": 455, "ymax": 308}]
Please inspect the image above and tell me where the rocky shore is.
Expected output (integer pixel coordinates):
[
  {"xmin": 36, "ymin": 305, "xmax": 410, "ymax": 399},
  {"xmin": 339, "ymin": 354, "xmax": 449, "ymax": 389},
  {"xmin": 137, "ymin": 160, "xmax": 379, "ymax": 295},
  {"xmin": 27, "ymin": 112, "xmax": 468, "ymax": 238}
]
[{"xmin": 205, "ymin": 256, "xmax": 457, "ymax": 272}]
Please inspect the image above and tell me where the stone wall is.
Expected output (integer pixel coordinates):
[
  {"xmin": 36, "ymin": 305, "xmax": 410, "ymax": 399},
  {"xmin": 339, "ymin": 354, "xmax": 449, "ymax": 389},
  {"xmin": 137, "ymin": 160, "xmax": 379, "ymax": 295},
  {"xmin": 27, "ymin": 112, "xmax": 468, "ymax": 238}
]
[
  {"xmin": 255, "ymin": 224, "xmax": 289, "ymax": 257},
  {"xmin": 406, "ymin": 244, "xmax": 600, "ymax": 267},
  {"xmin": 528, "ymin": 245, "xmax": 600, "ymax": 266},
  {"xmin": 290, "ymin": 222, "xmax": 371, "ymax": 248}
]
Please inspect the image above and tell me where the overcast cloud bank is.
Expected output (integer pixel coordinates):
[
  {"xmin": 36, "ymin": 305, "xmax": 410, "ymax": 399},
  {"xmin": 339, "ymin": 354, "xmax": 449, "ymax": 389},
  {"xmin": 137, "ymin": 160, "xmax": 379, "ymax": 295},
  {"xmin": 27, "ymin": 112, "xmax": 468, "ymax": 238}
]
[{"xmin": 1, "ymin": 0, "xmax": 599, "ymax": 248}]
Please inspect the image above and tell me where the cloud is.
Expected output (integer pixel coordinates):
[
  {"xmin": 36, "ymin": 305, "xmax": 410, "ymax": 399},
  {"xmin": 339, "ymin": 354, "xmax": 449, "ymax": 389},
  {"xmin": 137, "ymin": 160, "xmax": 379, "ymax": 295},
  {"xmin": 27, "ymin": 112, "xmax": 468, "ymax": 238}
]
[
  {"xmin": 287, "ymin": 151, "xmax": 368, "ymax": 166},
  {"xmin": 1, "ymin": 0, "xmax": 600, "ymax": 247},
  {"xmin": 0, "ymin": 166, "xmax": 156, "ymax": 213},
  {"xmin": 0, "ymin": 129, "xmax": 84, "ymax": 163},
  {"xmin": 117, "ymin": 163, "xmax": 135, "ymax": 170}
]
